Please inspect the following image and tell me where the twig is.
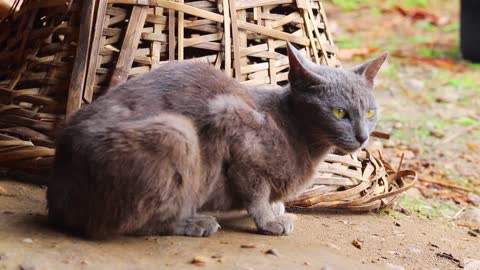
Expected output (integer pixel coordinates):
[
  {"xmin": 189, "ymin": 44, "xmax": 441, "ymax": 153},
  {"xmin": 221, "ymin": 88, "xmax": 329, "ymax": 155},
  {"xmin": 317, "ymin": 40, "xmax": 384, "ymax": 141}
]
[
  {"xmin": 449, "ymin": 207, "xmax": 465, "ymax": 221},
  {"xmin": 438, "ymin": 123, "xmax": 479, "ymax": 145},
  {"xmin": 418, "ymin": 177, "xmax": 473, "ymax": 193},
  {"xmin": 371, "ymin": 131, "xmax": 390, "ymax": 140}
]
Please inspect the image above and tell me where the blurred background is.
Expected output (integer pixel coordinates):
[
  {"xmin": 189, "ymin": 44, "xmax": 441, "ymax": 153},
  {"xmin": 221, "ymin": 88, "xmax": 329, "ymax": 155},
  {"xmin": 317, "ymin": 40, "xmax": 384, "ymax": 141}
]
[{"xmin": 321, "ymin": 0, "xmax": 480, "ymax": 216}]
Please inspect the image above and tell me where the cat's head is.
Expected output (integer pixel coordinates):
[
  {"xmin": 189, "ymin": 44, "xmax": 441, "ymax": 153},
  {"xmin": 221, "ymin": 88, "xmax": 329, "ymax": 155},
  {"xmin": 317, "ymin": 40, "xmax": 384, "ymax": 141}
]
[{"xmin": 286, "ymin": 42, "xmax": 388, "ymax": 153}]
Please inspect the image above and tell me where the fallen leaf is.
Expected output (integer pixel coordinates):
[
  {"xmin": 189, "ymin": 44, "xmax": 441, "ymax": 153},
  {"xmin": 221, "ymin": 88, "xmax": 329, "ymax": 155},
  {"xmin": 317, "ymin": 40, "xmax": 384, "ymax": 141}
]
[
  {"xmin": 265, "ymin": 248, "xmax": 280, "ymax": 256},
  {"xmin": 337, "ymin": 47, "xmax": 378, "ymax": 61}
]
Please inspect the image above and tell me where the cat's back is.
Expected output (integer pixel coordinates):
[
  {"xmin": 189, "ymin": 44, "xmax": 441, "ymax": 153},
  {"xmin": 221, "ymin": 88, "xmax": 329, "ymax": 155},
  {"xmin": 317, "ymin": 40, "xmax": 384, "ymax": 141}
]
[{"xmin": 70, "ymin": 61, "xmax": 255, "ymax": 126}]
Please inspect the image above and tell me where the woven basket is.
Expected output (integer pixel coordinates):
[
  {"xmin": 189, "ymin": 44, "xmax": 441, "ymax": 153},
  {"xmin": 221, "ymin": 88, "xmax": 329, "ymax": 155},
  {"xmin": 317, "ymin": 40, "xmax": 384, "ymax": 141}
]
[{"xmin": 287, "ymin": 149, "xmax": 417, "ymax": 212}]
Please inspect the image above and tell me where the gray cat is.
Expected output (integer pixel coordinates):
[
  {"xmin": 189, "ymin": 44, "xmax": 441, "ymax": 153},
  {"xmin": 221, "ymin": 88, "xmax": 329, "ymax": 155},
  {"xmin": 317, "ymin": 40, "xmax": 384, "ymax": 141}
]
[{"xmin": 47, "ymin": 42, "xmax": 388, "ymax": 239}]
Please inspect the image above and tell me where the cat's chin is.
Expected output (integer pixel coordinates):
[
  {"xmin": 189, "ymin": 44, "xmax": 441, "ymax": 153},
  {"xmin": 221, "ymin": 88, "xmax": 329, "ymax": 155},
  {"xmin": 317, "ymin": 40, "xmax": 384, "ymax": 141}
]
[{"xmin": 333, "ymin": 145, "xmax": 362, "ymax": 155}]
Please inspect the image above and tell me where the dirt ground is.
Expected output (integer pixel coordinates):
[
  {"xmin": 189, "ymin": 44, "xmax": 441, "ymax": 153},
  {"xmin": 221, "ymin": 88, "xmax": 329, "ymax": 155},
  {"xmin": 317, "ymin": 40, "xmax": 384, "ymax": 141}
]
[
  {"xmin": 1, "ymin": 0, "xmax": 480, "ymax": 269},
  {"xmin": 0, "ymin": 180, "xmax": 479, "ymax": 270}
]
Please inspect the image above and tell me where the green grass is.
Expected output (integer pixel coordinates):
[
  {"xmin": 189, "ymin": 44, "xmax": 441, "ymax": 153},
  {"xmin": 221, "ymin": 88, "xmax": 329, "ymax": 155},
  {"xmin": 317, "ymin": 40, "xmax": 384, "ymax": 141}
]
[
  {"xmin": 447, "ymin": 77, "xmax": 479, "ymax": 88},
  {"xmin": 454, "ymin": 116, "xmax": 477, "ymax": 126},
  {"xmin": 399, "ymin": 194, "xmax": 459, "ymax": 219},
  {"xmin": 419, "ymin": 47, "xmax": 459, "ymax": 59},
  {"xmin": 329, "ymin": 0, "xmax": 371, "ymax": 11},
  {"xmin": 335, "ymin": 35, "xmax": 362, "ymax": 49},
  {"xmin": 404, "ymin": 0, "xmax": 429, "ymax": 7}
]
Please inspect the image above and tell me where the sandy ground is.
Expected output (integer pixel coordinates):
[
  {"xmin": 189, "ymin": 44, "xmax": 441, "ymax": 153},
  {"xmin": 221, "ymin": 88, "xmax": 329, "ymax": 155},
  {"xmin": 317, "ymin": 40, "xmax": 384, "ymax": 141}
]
[{"xmin": 0, "ymin": 180, "xmax": 479, "ymax": 270}]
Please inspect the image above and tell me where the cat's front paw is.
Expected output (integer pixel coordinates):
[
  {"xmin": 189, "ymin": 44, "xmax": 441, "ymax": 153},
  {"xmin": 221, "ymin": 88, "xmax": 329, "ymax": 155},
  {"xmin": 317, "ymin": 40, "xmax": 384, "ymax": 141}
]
[{"xmin": 258, "ymin": 215, "xmax": 293, "ymax": 235}]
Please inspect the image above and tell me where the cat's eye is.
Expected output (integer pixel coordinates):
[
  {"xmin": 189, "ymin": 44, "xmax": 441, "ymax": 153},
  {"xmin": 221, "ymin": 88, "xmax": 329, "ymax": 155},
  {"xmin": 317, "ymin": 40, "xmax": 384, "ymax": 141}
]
[
  {"xmin": 333, "ymin": 108, "xmax": 347, "ymax": 119},
  {"xmin": 367, "ymin": 109, "xmax": 376, "ymax": 119}
]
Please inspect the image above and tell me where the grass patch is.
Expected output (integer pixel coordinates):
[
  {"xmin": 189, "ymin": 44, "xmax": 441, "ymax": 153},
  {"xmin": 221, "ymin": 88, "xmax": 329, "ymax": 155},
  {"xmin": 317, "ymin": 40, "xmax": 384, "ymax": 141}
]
[
  {"xmin": 454, "ymin": 116, "xmax": 477, "ymax": 126},
  {"xmin": 447, "ymin": 77, "xmax": 478, "ymax": 88},
  {"xmin": 336, "ymin": 35, "xmax": 362, "ymax": 49},
  {"xmin": 329, "ymin": 0, "xmax": 371, "ymax": 11},
  {"xmin": 419, "ymin": 47, "xmax": 459, "ymax": 59},
  {"xmin": 399, "ymin": 194, "xmax": 459, "ymax": 219}
]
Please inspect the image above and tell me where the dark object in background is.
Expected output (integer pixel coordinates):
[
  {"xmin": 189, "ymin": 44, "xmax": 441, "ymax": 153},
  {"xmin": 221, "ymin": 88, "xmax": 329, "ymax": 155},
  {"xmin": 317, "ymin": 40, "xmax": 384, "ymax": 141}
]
[{"xmin": 461, "ymin": 0, "xmax": 480, "ymax": 62}]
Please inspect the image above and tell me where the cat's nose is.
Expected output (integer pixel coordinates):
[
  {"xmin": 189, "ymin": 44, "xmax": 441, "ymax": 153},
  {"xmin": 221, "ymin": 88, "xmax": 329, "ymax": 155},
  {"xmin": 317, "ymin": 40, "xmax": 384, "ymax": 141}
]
[{"xmin": 355, "ymin": 134, "xmax": 368, "ymax": 145}]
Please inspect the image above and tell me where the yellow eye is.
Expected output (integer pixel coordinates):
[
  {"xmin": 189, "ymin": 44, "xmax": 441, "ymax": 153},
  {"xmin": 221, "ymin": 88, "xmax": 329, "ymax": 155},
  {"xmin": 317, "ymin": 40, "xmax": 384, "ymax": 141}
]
[
  {"xmin": 367, "ymin": 109, "xmax": 376, "ymax": 118},
  {"xmin": 333, "ymin": 108, "xmax": 346, "ymax": 119}
]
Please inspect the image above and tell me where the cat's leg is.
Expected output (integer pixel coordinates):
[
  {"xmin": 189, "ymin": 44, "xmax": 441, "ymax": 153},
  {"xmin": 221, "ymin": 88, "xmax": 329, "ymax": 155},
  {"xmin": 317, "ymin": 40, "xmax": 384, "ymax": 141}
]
[
  {"xmin": 271, "ymin": 202, "xmax": 286, "ymax": 216},
  {"xmin": 73, "ymin": 113, "xmax": 212, "ymax": 238},
  {"xmin": 245, "ymin": 184, "xmax": 293, "ymax": 235}
]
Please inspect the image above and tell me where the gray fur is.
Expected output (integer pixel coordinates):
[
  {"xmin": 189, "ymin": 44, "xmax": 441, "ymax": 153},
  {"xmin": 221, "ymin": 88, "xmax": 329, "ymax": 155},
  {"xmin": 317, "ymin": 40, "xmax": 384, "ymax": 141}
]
[{"xmin": 47, "ymin": 42, "xmax": 388, "ymax": 238}]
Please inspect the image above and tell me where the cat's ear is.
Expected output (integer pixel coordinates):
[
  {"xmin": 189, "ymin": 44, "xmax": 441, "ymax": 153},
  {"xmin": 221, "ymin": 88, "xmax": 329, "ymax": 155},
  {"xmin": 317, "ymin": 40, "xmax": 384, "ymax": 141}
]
[
  {"xmin": 287, "ymin": 42, "xmax": 324, "ymax": 88},
  {"xmin": 351, "ymin": 52, "xmax": 389, "ymax": 86}
]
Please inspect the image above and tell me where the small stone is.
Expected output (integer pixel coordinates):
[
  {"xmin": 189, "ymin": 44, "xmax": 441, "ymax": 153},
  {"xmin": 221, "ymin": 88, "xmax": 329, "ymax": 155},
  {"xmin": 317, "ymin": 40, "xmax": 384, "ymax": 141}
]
[
  {"xmin": 467, "ymin": 193, "xmax": 480, "ymax": 206},
  {"xmin": 327, "ymin": 243, "xmax": 341, "ymax": 251},
  {"xmin": 385, "ymin": 263, "xmax": 405, "ymax": 270},
  {"xmin": 352, "ymin": 239, "xmax": 362, "ymax": 249},
  {"xmin": 265, "ymin": 249, "xmax": 279, "ymax": 256},
  {"xmin": 468, "ymin": 230, "xmax": 479, "ymax": 237},
  {"xmin": 464, "ymin": 259, "xmax": 480, "ymax": 270},
  {"xmin": 408, "ymin": 247, "xmax": 422, "ymax": 254},
  {"xmin": 460, "ymin": 207, "xmax": 480, "ymax": 225},
  {"xmin": 22, "ymin": 238, "xmax": 33, "ymax": 244},
  {"xmin": 80, "ymin": 260, "xmax": 89, "ymax": 265},
  {"xmin": 240, "ymin": 244, "xmax": 256, "ymax": 249},
  {"xmin": 19, "ymin": 263, "xmax": 36, "ymax": 270},
  {"xmin": 435, "ymin": 93, "xmax": 459, "ymax": 103},
  {"xmin": 191, "ymin": 256, "xmax": 208, "ymax": 266},
  {"xmin": 394, "ymin": 221, "xmax": 401, "ymax": 227},
  {"xmin": 0, "ymin": 252, "xmax": 10, "ymax": 260},
  {"xmin": 404, "ymin": 78, "xmax": 424, "ymax": 92},
  {"xmin": 211, "ymin": 255, "xmax": 222, "ymax": 259},
  {"xmin": 303, "ymin": 261, "xmax": 310, "ymax": 266}
]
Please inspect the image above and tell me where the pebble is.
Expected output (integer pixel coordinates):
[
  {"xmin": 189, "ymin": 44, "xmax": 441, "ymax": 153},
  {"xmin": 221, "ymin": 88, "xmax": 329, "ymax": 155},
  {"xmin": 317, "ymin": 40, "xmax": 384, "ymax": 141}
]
[
  {"xmin": 0, "ymin": 252, "xmax": 10, "ymax": 260},
  {"xmin": 240, "ymin": 244, "xmax": 256, "ymax": 249},
  {"xmin": 464, "ymin": 259, "xmax": 480, "ymax": 270},
  {"xmin": 460, "ymin": 207, "xmax": 480, "ymax": 225},
  {"xmin": 191, "ymin": 256, "xmax": 208, "ymax": 266},
  {"xmin": 327, "ymin": 243, "xmax": 341, "ymax": 251},
  {"xmin": 467, "ymin": 193, "xmax": 480, "ymax": 206},
  {"xmin": 404, "ymin": 78, "xmax": 424, "ymax": 92},
  {"xmin": 22, "ymin": 238, "xmax": 33, "ymax": 244},
  {"xmin": 19, "ymin": 263, "xmax": 36, "ymax": 270},
  {"xmin": 352, "ymin": 239, "xmax": 362, "ymax": 249},
  {"xmin": 384, "ymin": 263, "xmax": 406, "ymax": 270},
  {"xmin": 408, "ymin": 247, "xmax": 422, "ymax": 254},
  {"xmin": 265, "ymin": 249, "xmax": 280, "ymax": 256}
]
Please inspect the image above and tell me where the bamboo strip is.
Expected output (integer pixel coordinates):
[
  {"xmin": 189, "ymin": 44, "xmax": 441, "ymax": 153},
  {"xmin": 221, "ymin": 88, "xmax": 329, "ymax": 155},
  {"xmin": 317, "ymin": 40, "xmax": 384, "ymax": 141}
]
[{"xmin": 109, "ymin": 6, "xmax": 148, "ymax": 88}]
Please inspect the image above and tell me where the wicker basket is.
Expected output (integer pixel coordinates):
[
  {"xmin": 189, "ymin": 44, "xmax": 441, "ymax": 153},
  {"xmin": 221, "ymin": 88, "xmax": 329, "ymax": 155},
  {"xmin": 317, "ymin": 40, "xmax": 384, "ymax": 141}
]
[{"xmin": 287, "ymin": 150, "xmax": 417, "ymax": 212}]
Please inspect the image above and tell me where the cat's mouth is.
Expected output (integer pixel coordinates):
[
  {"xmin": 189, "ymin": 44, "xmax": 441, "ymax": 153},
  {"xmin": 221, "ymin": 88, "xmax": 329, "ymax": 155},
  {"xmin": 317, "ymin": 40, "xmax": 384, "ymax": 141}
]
[{"xmin": 333, "ymin": 140, "xmax": 367, "ymax": 154}]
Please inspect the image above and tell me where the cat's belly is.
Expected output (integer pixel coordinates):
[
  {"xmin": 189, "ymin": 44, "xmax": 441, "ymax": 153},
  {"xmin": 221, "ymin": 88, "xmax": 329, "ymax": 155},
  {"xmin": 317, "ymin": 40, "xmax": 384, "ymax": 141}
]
[{"xmin": 198, "ymin": 173, "xmax": 243, "ymax": 212}]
